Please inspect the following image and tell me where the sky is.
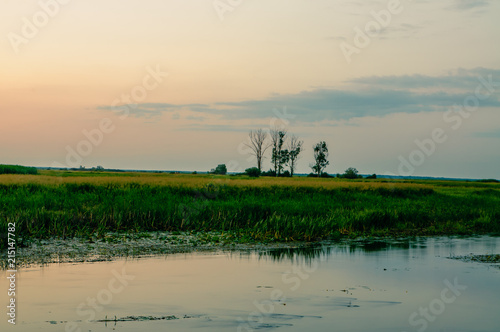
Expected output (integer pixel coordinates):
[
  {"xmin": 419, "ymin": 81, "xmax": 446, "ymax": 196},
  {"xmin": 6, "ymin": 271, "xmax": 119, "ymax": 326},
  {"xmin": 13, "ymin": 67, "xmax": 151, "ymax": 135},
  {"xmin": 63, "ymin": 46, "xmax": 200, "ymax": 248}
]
[{"xmin": 1, "ymin": 0, "xmax": 499, "ymax": 179}]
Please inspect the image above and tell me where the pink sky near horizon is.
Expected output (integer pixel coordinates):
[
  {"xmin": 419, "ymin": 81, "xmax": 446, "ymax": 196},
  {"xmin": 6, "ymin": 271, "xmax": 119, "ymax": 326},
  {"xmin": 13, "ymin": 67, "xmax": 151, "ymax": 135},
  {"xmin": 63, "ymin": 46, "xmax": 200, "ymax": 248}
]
[{"xmin": 1, "ymin": 0, "xmax": 500, "ymax": 178}]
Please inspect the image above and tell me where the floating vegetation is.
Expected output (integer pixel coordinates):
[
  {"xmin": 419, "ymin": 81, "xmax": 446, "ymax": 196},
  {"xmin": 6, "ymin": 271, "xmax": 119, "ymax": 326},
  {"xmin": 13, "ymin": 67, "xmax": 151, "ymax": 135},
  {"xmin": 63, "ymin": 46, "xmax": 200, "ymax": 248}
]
[
  {"xmin": 449, "ymin": 254, "xmax": 500, "ymax": 268},
  {"xmin": 96, "ymin": 315, "xmax": 179, "ymax": 322}
]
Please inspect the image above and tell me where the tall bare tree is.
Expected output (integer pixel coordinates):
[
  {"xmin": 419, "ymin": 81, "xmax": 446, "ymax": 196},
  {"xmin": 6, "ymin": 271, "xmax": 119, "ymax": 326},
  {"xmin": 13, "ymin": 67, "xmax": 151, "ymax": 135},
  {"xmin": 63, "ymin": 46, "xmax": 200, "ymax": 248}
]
[
  {"xmin": 287, "ymin": 135, "xmax": 303, "ymax": 177},
  {"xmin": 245, "ymin": 129, "xmax": 270, "ymax": 171}
]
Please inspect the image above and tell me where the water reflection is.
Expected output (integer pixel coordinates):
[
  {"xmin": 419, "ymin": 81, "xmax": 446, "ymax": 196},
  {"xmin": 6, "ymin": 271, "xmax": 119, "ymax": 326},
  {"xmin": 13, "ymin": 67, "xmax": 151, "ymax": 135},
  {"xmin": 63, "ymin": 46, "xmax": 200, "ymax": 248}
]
[
  {"xmin": 0, "ymin": 236, "xmax": 499, "ymax": 332},
  {"xmin": 258, "ymin": 237, "xmax": 431, "ymax": 263},
  {"xmin": 258, "ymin": 244, "xmax": 332, "ymax": 264}
]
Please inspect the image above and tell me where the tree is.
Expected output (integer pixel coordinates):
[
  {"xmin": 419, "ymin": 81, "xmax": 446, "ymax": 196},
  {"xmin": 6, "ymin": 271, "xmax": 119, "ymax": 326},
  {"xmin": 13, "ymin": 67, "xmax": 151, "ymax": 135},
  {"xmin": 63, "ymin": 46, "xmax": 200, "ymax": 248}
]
[
  {"xmin": 342, "ymin": 167, "xmax": 360, "ymax": 179},
  {"xmin": 211, "ymin": 164, "xmax": 227, "ymax": 175},
  {"xmin": 287, "ymin": 135, "xmax": 303, "ymax": 177},
  {"xmin": 245, "ymin": 129, "xmax": 270, "ymax": 171},
  {"xmin": 270, "ymin": 128, "xmax": 287, "ymax": 176},
  {"xmin": 310, "ymin": 141, "xmax": 329, "ymax": 176},
  {"xmin": 278, "ymin": 149, "xmax": 289, "ymax": 176}
]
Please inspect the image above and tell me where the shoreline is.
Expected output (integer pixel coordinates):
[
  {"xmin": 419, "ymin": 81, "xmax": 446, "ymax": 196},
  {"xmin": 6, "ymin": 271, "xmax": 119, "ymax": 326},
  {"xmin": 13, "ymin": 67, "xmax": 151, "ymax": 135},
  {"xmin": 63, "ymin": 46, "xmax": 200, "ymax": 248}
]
[{"xmin": 4, "ymin": 231, "xmax": 499, "ymax": 269}]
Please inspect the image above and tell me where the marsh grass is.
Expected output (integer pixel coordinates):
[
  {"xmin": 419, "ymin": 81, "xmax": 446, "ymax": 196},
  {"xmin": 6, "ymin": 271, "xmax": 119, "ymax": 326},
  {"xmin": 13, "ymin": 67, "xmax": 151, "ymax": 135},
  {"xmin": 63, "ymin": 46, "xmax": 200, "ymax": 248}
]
[
  {"xmin": 0, "ymin": 165, "xmax": 38, "ymax": 175},
  {"xmin": 0, "ymin": 171, "xmax": 499, "ymax": 248}
]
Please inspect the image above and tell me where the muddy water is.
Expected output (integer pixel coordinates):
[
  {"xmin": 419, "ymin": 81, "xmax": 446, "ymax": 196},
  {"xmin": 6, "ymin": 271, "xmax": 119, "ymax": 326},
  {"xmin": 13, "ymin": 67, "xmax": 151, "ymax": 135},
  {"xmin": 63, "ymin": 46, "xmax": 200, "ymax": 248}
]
[{"xmin": 1, "ymin": 236, "xmax": 499, "ymax": 332}]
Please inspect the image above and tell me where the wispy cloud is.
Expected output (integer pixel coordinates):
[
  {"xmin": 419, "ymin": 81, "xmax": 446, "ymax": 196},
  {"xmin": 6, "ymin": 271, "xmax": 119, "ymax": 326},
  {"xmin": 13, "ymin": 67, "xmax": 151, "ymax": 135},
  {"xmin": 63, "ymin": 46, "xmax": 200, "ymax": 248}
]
[
  {"xmin": 377, "ymin": 23, "xmax": 424, "ymax": 39},
  {"xmin": 97, "ymin": 103, "xmax": 211, "ymax": 119},
  {"xmin": 177, "ymin": 124, "xmax": 252, "ymax": 132},
  {"xmin": 347, "ymin": 68, "xmax": 500, "ymax": 90},
  {"xmin": 473, "ymin": 130, "xmax": 500, "ymax": 138},
  {"xmin": 451, "ymin": 0, "xmax": 490, "ymax": 11},
  {"xmin": 98, "ymin": 68, "xmax": 500, "ymax": 124}
]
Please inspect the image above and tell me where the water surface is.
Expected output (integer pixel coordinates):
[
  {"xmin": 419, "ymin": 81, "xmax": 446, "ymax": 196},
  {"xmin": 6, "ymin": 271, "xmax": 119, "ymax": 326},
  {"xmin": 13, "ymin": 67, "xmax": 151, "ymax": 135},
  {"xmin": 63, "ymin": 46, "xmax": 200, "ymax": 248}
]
[{"xmin": 1, "ymin": 236, "xmax": 499, "ymax": 331}]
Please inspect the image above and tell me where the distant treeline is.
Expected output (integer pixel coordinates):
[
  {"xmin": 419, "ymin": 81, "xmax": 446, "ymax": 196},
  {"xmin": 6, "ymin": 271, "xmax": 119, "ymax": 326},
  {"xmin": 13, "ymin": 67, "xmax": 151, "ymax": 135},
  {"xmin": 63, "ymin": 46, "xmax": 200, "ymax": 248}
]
[{"xmin": 0, "ymin": 165, "xmax": 38, "ymax": 175}]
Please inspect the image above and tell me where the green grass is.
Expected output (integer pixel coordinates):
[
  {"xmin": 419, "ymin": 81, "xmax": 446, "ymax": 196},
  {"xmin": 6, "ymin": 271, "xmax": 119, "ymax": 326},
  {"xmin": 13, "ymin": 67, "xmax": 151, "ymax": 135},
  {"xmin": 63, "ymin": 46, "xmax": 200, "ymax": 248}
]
[
  {"xmin": 0, "ymin": 165, "xmax": 38, "ymax": 175},
  {"xmin": 0, "ymin": 172, "xmax": 499, "ymax": 249}
]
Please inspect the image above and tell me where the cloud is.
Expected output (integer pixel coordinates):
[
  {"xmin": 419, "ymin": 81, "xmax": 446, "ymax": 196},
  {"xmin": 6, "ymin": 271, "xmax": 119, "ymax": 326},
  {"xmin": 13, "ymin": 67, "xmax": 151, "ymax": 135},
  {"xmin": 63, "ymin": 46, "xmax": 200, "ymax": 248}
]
[
  {"xmin": 211, "ymin": 89, "xmax": 480, "ymax": 121},
  {"xmin": 451, "ymin": 0, "xmax": 490, "ymax": 11},
  {"xmin": 473, "ymin": 130, "xmax": 500, "ymax": 138},
  {"xmin": 97, "ymin": 103, "xmax": 212, "ymax": 119},
  {"xmin": 347, "ymin": 67, "xmax": 500, "ymax": 90},
  {"xmin": 98, "ymin": 68, "xmax": 500, "ymax": 123},
  {"xmin": 177, "ymin": 124, "xmax": 252, "ymax": 132},
  {"xmin": 377, "ymin": 23, "xmax": 424, "ymax": 39}
]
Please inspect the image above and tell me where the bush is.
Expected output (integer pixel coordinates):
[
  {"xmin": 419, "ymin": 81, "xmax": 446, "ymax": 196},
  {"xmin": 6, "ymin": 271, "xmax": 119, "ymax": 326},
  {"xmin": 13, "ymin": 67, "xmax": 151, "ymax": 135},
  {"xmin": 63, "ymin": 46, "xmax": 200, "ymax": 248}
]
[
  {"xmin": 477, "ymin": 179, "xmax": 499, "ymax": 183},
  {"xmin": 261, "ymin": 169, "xmax": 276, "ymax": 177},
  {"xmin": 245, "ymin": 167, "xmax": 261, "ymax": 177},
  {"xmin": 366, "ymin": 174, "xmax": 377, "ymax": 179},
  {"xmin": 280, "ymin": 170, "xmax": 291, "ymax": 177},
  {"xmin": 307, "ymin": 172, "xmax": 332, "ymax": 178}
]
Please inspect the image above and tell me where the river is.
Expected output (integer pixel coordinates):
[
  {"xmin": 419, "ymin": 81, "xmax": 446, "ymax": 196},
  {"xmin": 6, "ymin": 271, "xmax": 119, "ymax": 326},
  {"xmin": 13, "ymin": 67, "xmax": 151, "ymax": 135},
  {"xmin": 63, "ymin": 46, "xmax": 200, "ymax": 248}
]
[{"xmin": 1, "ymin": 236, "xmax": 499, "ymax": 331}]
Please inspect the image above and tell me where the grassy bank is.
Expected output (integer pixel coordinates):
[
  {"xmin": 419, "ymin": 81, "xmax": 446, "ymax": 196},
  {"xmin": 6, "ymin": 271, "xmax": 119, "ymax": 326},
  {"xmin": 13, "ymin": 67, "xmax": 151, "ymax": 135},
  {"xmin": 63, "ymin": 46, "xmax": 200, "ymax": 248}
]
[
  {"xmin": 1, "ymin": 171, "xmax": 499, "ymax": 249},
  {"xmin": 0, "ymin": 164, "xmax": 38, "ymax": 175}
]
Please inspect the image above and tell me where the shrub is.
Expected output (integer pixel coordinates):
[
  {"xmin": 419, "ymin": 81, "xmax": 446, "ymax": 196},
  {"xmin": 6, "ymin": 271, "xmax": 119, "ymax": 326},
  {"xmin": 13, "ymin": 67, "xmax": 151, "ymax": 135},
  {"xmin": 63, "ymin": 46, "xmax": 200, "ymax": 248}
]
[
  {"xmin": 261, "ymin": 169, "xmax": 276, "ymax": 177},
  {"xmin": 245, "ymin": 167, "xmax": 261, "ymax": 177},
  {"xmin": 280, "ymin": 170, "xmax": 291, "ymax": 177}
]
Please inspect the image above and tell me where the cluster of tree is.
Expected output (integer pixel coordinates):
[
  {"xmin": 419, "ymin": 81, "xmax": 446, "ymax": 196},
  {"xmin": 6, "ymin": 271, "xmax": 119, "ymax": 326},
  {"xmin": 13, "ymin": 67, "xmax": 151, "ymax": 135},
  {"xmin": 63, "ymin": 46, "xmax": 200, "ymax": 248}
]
[
  {"xmin": 210, "ymin": 164, "xmax": 227, "ymax": 175},
  {"xmin": 211, "ymin": 130, "xmax": 377, "ymax": 179},
  {"xmin": 338, "ymin": 167, "xmax": 362, "ymax": 179},
  {"xmin": 245, "ymin": 128, "xmax": 332, "ymax": 177},
  {"xmin": 335, "ymin": 168, "xmax": 377, "ymax": 179},
  {"xmin": 245, "ymin": 128, "xmax": 304, "ymax": 177}
]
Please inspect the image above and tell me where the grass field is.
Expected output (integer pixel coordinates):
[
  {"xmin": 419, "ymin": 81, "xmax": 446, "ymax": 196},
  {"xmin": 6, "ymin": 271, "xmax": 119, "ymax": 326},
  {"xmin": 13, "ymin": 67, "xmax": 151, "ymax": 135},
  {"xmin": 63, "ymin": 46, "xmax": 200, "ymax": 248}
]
[{"xmin": 1, "ymin": 170, "xmax": 499, "ymax": 249}]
